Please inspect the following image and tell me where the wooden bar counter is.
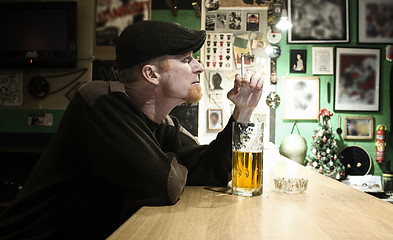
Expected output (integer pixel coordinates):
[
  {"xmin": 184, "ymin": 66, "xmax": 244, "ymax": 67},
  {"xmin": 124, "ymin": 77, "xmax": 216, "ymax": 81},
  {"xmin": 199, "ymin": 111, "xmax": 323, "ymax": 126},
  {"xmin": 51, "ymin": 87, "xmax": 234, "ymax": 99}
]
[{"xmin": 108, "ymin": 144, "xmax": 393, "ymax": 240}]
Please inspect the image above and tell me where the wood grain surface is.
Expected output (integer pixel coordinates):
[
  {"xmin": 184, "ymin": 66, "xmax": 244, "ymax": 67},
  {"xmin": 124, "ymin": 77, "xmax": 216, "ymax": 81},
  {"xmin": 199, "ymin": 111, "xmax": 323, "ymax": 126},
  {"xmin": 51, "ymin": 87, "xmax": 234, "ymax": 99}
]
[{"xmin": 108, "ymin": 146, "xmax": 393, "ymax": 240}]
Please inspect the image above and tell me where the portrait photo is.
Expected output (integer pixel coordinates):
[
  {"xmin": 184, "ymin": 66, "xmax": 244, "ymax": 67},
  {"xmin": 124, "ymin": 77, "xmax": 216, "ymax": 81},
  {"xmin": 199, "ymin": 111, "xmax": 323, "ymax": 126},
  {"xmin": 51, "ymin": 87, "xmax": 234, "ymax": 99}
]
[
  {"xmin": 208, "ymin": 109, "xmax": 223, "ymax": 130},
  {"xmin": 288, "ymin": 0, "xmax": 349, "ymax": 43},
  {"xmin": 290, "ymin": 50, "xmax": 307, "ymax": 73}
]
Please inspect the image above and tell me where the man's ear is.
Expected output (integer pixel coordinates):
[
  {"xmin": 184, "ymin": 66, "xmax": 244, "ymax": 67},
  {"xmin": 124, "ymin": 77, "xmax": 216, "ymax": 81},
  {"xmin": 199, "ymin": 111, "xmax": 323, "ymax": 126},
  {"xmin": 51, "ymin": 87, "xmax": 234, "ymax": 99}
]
[{"xmin": 141, "ymin": 65, "xmax": 160, "ymax": 85}]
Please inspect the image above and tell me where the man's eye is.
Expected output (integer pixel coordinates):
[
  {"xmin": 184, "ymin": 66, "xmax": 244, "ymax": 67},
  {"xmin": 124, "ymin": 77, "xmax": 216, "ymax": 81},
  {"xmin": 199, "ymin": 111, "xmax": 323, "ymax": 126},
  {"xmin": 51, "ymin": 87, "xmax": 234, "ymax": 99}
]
[{"xmin": 183, "ymin": 56, "xmax": 193, "ymax": 63}]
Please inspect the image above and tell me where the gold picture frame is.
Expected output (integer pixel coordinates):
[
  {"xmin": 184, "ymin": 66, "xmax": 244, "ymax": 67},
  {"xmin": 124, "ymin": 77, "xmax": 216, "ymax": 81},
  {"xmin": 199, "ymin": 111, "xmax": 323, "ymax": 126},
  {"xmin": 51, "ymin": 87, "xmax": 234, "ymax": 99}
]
[{"xmin": 343, "ymin": 116, "xmax": 374, "ymax": 140}]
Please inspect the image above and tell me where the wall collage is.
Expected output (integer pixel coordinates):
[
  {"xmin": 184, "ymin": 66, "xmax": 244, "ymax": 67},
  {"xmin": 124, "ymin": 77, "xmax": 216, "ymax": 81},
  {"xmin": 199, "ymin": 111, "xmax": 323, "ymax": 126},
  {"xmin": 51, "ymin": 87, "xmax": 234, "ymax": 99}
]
[{"xmin": 198, "ymin": 2, "xmax": 272, "ymax": 144}]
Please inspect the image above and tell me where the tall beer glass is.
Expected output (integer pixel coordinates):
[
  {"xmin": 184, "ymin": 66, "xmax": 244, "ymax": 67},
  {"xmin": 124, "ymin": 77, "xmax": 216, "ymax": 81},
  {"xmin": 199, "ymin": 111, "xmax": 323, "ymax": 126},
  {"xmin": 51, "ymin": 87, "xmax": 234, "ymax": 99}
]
[{"xmin": 232, "ymin": 122, "xmax": 264, "ymax": 196}]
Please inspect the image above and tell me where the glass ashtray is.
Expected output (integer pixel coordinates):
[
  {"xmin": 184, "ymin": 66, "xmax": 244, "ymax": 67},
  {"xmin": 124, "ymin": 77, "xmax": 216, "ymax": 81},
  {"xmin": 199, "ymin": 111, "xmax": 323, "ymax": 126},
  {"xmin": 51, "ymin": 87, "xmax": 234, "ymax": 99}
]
[{"xmin": 274, "ymin": 177, "xmax": 308, "ymax": 193}]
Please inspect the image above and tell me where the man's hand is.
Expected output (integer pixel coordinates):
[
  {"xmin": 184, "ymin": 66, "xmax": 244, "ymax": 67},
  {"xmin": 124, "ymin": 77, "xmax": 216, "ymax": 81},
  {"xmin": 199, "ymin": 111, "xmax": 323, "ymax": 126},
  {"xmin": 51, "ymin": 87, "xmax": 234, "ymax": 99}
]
[{"xmin": 227, "ymin": 71, "xmax": 264, "ymax": 122}]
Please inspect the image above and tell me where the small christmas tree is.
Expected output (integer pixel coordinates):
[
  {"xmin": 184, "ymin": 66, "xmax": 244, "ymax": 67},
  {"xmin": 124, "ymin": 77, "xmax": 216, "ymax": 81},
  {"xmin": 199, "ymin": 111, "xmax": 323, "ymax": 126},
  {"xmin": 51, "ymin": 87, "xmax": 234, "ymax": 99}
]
[{"xmin": 305, "ymin": 109, "xmax": 345, "ymax": 180}]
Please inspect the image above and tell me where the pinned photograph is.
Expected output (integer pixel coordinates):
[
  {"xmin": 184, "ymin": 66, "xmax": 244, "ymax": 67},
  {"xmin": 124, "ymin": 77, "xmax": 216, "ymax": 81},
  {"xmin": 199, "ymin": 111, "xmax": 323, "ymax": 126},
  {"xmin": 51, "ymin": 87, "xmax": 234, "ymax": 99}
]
[
  {"xmin": 246, "ymin": 13, "xmax": 259, "ymax": 31},
  {"xmin": 216, "ymin": 12, "xmax": 227, "ymax": 30},
  {"xmin": 205, "ymin": 14, "xmax": 216, "ymax": 31},
  {"xmin": 229, "ymin": 11, "xmax": 242, "ymax": 30},
  {"xmin": 208, "ymin": 109, "xmax": 223, "ymax": 130},
  {"xmin": 210, "ymin": 72, "xmax": 223, "ymax": 90}
]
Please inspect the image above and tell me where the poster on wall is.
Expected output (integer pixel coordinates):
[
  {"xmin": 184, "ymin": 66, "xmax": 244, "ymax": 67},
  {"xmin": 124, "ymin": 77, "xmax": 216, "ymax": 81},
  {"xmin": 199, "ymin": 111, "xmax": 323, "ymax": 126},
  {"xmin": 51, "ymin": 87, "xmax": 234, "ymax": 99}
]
[
  {"xmin": 96, "ymin": 0, "xmax": 149, "ymax": 45},
  {"xmin": 0, "ymin": 72, "xmax": 23, "ymax": 106}
]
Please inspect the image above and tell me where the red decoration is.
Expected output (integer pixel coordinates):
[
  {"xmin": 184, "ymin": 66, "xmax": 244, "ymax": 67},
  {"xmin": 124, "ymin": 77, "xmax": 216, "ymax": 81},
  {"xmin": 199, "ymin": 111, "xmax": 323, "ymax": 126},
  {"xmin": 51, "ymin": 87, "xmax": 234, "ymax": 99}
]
[
  {"xmin": 318, "ymin": 108, "xmax": 333, "ymax": 119},
  {"xmin": 307, "ymin": 162, "xmax": 311, "ymax": 166},
  {"xmin": 334, "ymin": 155, "xmax": 337, "ymax": 160},
  {"xmin": 319, "ymin": 166, "xmax": 323, "ymax": 173},
  {"xmin": 317, "ymin": 154, "xmax": 321, "ymax": 160},
  {"xmin": 323, "ymin": 136, "xmax": 327, "ymax": 142}
]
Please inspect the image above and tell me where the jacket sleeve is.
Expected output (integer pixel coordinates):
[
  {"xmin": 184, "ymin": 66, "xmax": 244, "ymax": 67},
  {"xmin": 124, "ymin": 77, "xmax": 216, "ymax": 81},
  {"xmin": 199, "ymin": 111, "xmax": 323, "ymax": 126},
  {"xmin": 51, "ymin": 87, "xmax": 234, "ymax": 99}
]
[
  {"xmin": 83, "ymin": 90, "xmax": 187, "ymax": 206},
  {"xmin": 156, "ymin": 115, "xmax": 234, "ymax": 187}
]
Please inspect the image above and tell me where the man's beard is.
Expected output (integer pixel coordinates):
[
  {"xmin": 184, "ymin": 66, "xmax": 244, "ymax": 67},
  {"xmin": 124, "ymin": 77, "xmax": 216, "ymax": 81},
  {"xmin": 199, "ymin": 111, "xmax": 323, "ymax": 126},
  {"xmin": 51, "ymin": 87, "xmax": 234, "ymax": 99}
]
[{"xmin": 184, "ymin": 84, "xmax": 203, "ymax": 103}]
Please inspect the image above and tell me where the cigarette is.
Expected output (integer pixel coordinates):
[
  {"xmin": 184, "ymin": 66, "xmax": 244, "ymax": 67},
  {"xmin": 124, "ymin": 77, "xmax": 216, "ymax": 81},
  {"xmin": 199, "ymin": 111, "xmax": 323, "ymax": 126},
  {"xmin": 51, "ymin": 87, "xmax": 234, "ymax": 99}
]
[{"xmin": 241, "ymin": 53, "xmax": 245, "ymax": 87}]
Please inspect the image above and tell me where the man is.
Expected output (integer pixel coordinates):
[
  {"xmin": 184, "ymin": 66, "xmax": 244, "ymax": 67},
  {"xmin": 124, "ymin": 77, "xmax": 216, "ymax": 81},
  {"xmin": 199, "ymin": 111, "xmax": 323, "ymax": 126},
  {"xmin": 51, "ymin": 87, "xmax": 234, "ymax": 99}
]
[{"xmin": 0, "ymin": 20, "xmax": 263, "ymax": 239}]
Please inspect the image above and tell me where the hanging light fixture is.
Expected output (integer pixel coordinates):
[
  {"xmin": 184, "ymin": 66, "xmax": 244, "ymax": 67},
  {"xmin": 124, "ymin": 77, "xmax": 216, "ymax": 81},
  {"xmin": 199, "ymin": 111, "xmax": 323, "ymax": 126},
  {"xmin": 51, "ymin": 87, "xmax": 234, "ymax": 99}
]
[{"xmin": 276, "ymin": 0, "xmax": 292, "ymax": 30}]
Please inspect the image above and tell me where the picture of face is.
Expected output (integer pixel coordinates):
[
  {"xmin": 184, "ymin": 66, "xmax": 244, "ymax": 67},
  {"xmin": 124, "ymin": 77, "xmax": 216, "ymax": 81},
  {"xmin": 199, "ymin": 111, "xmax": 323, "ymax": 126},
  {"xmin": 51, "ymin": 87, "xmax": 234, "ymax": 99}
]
[{"xmin": 208, "ymin": 109, "xmax": 223, "ymax": 130}]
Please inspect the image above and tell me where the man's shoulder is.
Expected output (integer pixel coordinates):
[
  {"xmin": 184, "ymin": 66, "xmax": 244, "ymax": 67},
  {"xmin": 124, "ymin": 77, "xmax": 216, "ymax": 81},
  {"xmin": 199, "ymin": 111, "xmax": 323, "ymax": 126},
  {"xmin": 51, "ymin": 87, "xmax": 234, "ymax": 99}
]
[{"xmin": 78, "ymin": 81, "xmax": 126, "ymax": 106}]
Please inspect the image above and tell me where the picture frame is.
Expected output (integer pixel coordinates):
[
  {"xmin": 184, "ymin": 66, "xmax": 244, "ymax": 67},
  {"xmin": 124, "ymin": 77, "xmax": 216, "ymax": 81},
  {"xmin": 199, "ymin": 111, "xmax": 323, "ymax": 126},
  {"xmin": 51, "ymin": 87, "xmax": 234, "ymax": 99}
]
[
  {"xmin": 343, "ymin": 116, "xmax": 374, "ymax": 140},
  {"xmin": 312, "ymin": 47, "xmax": 334, "ymax": 75},
  {"xmin": 290, "ymin": 50, "xmax": 307, "ymax": 74},
  {"xmin": 208, "ymin": 108, "xmax": 223, "ymax": 130},
  {"xmin": 358, "ymin": 0, "xmax": 393, "ymax": 44},
  {"xmin": 287, "ymin": 0, "xmax": 349, "ymax": 43},
  {"xmin": 334, "ymin": 48, "xmax": 380, "ymax": 112},
  {"xmin": 283, "ymin": 77, "xmax": 320, "ymax": 120}
]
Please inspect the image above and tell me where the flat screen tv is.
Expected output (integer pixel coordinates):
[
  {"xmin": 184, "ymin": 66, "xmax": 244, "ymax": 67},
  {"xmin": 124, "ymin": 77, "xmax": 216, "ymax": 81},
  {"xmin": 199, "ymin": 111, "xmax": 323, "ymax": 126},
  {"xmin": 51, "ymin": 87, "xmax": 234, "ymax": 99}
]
[{"xmin": 0, "ymin": 1, "xmax": 77, "ymax": 68}]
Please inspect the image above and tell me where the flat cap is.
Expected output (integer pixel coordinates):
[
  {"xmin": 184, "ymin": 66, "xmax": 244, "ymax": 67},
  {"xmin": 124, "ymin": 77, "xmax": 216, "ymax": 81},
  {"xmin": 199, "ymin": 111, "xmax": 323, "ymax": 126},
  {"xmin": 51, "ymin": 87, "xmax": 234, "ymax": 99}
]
[{"xmin": 116, "ymin": 20, "xmax": 206, "ymax": 70}]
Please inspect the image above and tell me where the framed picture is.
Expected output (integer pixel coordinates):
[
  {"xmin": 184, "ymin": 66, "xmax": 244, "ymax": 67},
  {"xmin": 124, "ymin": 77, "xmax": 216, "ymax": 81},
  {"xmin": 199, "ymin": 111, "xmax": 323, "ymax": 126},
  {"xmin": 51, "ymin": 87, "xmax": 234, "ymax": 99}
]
[
  {"xmin": 334, "ymin": 48, "xmax": 380, "ymax": 112},
  {"xmin": 343, "ymin": 116, "xmax": 374, "ymax": 140},
  {"xmin": 288, "ymin": 0, "xmax": 349, "ymax": 43},
  {"xmin": 312, "ymin": 47, "xmax": 334, "ymax": 75},
  {"xmin": 358, "ymin": 0, "xmax": 393, "ymax": 44},
  {"xmin": 283, "ymin": 77, "xmax": 320, "ymax": 120},
  {"xmin": 290, "ymin": 50, "xmax": 307, "ymax": 73},
  {"xmin": 208, "ymin": 108, "xmax": 223, "ymax": 130}
]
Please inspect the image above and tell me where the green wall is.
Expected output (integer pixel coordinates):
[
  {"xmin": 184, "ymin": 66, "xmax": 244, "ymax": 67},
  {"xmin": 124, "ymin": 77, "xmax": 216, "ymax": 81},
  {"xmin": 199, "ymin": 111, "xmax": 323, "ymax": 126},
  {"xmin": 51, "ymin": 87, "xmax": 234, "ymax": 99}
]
[
  {"xmin": 275, "ymin": 0, "xmax": 393, "ymax": 176},
  {"xmin": 1, "ymin": 5, "xmax": 391, "ymax": 177}
]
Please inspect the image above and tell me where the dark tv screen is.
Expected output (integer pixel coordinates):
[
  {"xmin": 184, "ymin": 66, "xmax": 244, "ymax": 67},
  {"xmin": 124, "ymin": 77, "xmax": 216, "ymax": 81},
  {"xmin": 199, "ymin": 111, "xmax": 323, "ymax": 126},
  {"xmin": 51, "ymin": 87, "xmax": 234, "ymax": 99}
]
[{"xmin": 0, "ymin": 2, "xmax": 77, "ymax": 68}]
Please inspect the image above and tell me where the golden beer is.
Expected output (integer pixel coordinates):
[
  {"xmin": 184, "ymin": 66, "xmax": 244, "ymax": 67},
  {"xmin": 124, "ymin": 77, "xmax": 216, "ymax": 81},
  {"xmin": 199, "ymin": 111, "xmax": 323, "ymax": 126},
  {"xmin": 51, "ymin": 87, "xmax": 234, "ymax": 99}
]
[{"xmin": 232, "ymin": 150, "xmax": 263, "ymax": 196}]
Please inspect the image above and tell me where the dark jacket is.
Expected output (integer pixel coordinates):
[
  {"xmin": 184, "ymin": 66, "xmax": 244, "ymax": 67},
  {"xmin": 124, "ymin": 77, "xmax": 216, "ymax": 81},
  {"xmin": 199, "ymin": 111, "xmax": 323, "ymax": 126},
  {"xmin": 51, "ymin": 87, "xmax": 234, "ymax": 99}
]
[{"xmin": 0, "ymin": 81, "xmax": 232, "ymax": 239}]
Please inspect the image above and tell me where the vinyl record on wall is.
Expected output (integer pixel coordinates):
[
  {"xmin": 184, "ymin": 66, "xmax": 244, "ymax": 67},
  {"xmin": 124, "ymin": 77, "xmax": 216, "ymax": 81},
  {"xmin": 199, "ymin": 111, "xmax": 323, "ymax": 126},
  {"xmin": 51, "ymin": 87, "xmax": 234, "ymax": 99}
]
[{"xmin": 340, "ymin": 146, "xmax": 371, "ymax": 176}]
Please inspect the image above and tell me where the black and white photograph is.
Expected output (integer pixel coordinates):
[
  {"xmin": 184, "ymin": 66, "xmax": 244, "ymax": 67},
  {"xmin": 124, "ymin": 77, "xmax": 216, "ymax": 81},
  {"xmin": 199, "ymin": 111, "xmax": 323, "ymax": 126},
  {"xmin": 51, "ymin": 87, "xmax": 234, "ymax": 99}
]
[
  {"xmin": 205, "ymin": 14, "xmax": 216, "ymax": 31},
  {"xmin": 290, "ymin": 50, "xmax": 307, "ymax": 73},
  {"xmin": 228, "ymin": 11, "xmax": 242, "ymax": 30},
  {"xmin": 334, "ymin": 48, "xmax": 380, "ymax": 111},
  {"xmin": 288, "ymin": 0, "xmax": 349, "ymax": 43},
  {"xmin": 283, "ymin": 77, "xmax": 320, "ymax": 120},
  {"xmin": 246, "ymin": 13, "xmax": 259, "ymax": 31},
  {"xmin": 210, "ymin": 72, "xmax": 223, "ymax": 90},
  {"xmin": 216, "ymin": 12, "xmax": 227, "ymax": 30}
]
